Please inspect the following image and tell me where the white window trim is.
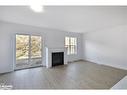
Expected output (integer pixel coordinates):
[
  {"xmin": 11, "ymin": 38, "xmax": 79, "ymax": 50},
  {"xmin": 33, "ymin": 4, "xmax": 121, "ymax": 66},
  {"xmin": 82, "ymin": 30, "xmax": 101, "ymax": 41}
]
[{"xmin": 65, "ymin": 37, "xmax": 77, "ymax": 55}]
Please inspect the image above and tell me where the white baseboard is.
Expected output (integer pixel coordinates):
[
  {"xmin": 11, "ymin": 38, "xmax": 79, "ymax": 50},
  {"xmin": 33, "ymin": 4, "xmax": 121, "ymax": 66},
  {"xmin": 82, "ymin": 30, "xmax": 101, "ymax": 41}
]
[{"xmin": 83, "ymin": 58, "xmax": 127, "ymax": 70}]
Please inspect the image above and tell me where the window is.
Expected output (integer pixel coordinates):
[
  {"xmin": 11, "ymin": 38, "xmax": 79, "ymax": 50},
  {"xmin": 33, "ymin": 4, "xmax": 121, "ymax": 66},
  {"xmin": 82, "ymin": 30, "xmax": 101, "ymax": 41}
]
[
  {"xmin": 16, "ymin": 35, "xmax": 42, "ymax": 60},
  {"xmin": 31, "ymin": 36, "xmax": 42, "ymax": 58},
  {"xmin": 16, "ymin": 34, "xmax": 42, "ymax": 69},
  {"xmin": 65, "ymin": 37, "xmax": 77, "ymax": 55},
  {"xmin": 16, "ymin": 35, "xmax": 29, "ymax": 60}
]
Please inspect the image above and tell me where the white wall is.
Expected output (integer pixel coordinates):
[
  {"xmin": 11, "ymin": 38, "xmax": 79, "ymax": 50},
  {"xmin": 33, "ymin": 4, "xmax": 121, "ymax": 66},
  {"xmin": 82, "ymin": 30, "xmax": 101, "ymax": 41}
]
[
  {"xmin": 0, "ymin": 21, "xmax": 83, "ymax": 74},
  {"xmin": 83, "ymin": 25, "xmax": 127, "ymax": 70}
]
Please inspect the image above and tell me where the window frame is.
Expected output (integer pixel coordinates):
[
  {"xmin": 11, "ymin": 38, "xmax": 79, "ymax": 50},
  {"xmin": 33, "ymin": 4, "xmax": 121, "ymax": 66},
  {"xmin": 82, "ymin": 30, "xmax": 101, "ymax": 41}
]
[
  {"xmin": 65, "ymin": 37, "xmax": 77, "ymax": 55},
  {"xmin": 15, "ymin": 33, "xmax": 43, "ymax": 70}
]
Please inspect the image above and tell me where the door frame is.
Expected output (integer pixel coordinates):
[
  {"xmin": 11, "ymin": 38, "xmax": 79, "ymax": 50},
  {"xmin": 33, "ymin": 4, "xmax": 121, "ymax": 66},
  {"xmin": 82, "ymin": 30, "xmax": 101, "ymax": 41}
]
[{"xmin": 14, "ymin": 33, "xmax": 43, "ymax": 70}]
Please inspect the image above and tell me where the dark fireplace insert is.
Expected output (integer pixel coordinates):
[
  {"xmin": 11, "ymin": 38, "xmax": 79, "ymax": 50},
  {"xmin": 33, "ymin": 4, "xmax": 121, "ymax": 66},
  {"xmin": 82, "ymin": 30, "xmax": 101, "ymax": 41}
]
[{"xmin": 52, "ymin": 52, "xmax": 64, "ymax": 67}]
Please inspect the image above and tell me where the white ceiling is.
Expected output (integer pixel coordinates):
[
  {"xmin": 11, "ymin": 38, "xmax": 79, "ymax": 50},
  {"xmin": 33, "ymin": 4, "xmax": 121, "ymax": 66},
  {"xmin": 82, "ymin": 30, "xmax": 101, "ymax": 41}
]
[{"xmin": 0, "ymin": 6, "xmax": 127, "ymax": 33}]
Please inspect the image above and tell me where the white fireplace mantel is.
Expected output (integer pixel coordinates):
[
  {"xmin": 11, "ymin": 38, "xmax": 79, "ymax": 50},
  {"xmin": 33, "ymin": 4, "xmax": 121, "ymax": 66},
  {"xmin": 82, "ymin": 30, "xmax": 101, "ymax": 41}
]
[{"xmin": 45, "ymin": 47, "xmax": 68, "ymax": 68}]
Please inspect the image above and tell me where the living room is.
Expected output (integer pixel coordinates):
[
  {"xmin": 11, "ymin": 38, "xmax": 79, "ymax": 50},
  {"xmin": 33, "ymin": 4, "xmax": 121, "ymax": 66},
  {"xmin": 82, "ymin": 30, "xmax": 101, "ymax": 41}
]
[{"xmin": 0, "ymin": 1, "xmax": 127, "ymax": 92}]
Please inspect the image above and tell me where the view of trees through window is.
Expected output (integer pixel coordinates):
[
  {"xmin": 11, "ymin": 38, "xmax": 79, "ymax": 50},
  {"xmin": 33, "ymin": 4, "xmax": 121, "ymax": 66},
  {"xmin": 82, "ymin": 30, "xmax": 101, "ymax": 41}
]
[
  {"xmin": 16, "ymin": 34, "xmax": 42, "ymax": 60},
  {"xmin": 31, "ymin": 36, "xmax": 42, "ymax": 58},
  {"xmin": 16, "ymin": 35, "xmax": 29, "ymax": 60}
]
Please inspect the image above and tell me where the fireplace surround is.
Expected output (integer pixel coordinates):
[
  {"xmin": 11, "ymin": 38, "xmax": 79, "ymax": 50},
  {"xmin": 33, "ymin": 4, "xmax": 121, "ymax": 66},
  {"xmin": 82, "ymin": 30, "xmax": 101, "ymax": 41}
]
[{"xmin": 45, "ymin": 47, "xmax": 67, "ymax": 68}]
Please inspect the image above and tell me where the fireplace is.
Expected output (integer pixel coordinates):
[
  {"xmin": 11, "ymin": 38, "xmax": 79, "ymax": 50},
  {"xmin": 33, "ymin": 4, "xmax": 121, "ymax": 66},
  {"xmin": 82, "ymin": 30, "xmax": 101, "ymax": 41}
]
[
  {"xmin": 52, "ymin": 52, "xmax": 64, "ymax": 67},
  {"xmin": 45, "ymin": 47, "xmax": 67, "ymax": 68}
]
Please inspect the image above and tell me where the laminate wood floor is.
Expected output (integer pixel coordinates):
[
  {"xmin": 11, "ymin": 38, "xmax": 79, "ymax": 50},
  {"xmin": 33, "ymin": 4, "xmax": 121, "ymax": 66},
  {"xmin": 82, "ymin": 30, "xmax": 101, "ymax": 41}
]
[{"xmin": 0, "ymin": 61, "xmax": 127, "ymax": 89}]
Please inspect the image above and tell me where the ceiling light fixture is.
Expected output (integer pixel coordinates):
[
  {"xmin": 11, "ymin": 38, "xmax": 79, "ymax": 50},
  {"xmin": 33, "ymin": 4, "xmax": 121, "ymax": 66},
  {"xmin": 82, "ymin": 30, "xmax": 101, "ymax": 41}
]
[
  {"xmin": 29, "ymin": 0, "xmax": 44, "ymax": 13},
  {"xmin": 30, "ymin": 5, "xmax": 44, "ymax": 12}
]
